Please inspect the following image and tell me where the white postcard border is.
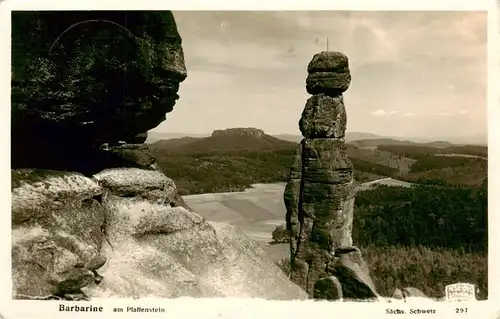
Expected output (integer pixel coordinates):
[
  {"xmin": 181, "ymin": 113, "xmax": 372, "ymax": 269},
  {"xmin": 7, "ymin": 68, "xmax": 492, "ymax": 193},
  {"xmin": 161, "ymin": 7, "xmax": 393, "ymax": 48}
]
[{"xmin": 0, "ymin": 0, "xmax": 498, "ymax": 318}]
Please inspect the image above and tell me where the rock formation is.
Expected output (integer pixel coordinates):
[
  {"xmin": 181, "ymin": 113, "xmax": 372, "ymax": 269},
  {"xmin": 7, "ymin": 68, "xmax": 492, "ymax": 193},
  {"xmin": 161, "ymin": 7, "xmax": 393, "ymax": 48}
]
[
  {"xmin": 284, "ymin": 51, "xmax": 378, "ymax": 300},
  {"xmin": 11, "ymin": 11, "xmax": 187, "ymax": 175},
  {"xmin": 11, "ymin": 169, "xmax": 307, "ymax": 300},
  {"xmin": 392, "ymin": 287, "xmax": 430, "ymax": 300},
  {"xmin": 11, "ymin": 11, "xmax": 307, "ymax": 301}
]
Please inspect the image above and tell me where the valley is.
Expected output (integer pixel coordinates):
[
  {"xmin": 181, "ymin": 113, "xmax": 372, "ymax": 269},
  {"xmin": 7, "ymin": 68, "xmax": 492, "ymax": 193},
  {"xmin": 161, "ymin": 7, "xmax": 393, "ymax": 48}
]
[
  {"xmin": 150, "ymin": 128, "xmax": 487, "ymax": 195},
  {"xmin": 150, "ymin": 127, "xmax": 488, "ymax": 300}
]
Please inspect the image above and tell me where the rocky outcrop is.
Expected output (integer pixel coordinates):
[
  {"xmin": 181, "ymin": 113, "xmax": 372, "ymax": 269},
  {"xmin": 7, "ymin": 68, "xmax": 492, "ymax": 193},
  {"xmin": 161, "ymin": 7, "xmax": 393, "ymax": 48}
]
[
  {"xmin": 392, "ymin": 287, "xmax": 430, "ymax": 300},
  {"xmin": 11, "ymin": 11, "xmax": 307, "ymax": 301},
  {"xmin": 11, "ymin": 11, "xmax": 186, "ymax": 175},
  {"xmin": 102, "ymin": 143, "xmax": 158, "ymax": 171},
  {"xmin": 12, "ymin": 170, "xmax": 107, "ymax": 300},
  {"xmin": 12, "ymin": 169, "xmax": 308, "ymax": 300},
  {"xmin": 284, "ymin": 51, "xmax": 378, "ymax": 300}
]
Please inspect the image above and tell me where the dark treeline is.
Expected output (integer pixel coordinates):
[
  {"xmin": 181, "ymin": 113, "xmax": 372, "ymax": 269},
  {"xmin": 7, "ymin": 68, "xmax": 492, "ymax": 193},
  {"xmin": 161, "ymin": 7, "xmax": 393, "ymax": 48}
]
[
  {"xmin": 409, "ymin": 156, "xmax": 487, "ymax": 173},
  {"xmin": 352, "ymin": 184, "xmax": 487, "ymax": 253},
  {"xmin": 360, "ymin": 245, "xmax": 487, "ymax": 300},
  {"xmin": 151, "ymin": 148, "xmax": 296, "ymax": 195},
  {"xmin": 153, "ymin": 148, "xmax": 402, "ymax": 195},
  {"xmin": 152, "ymin": 146, "xmax": 488, "ymax": 194},
  {"xmin": 377, "ymin": 144, "xmax": 487, "ymax": 159},
  {"xmin": 352, "ymin": 184, "xmax": 487, "ymax": 298}
]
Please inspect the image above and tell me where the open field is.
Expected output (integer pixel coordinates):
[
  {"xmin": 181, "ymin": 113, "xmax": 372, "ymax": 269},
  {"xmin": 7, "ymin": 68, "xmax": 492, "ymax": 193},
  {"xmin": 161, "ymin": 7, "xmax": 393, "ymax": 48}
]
[{"xmin": 183, "ymin": 183, "xmax": 290, "ymax": 261}]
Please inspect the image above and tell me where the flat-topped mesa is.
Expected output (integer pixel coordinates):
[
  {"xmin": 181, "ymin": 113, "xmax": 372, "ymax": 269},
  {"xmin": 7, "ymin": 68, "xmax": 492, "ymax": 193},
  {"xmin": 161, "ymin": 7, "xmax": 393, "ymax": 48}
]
[
  {"xmin": 306, "ymin": 51, "xmax": 351, "ymax": 96},
  {"xmin": 212, "ymin": 128, "xmax": 265, "ymax": 138}
]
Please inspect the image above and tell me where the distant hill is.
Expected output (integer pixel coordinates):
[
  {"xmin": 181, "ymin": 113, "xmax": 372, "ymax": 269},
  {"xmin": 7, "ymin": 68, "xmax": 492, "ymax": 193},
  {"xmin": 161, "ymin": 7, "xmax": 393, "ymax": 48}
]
[
  {"xmin": 271, "ymin": 132, "xmax": 385, "ymax": 144},
  {"xmin": 150, "ymin": 127, "xmax": 487, "ymax": 195},
  {"xmin": 148, "ymin": 131, "xmax": 390, "ymax": 145},
  {"xmin": 150, "ymin": 128, "xmax": 296, "ymax": 154},
  {"xmin": 148, "ymin": 130, "xmax": 486, "ymax": 146},
  {"xmin": 376, "ymin": 144, "xmax": 488, "ymax": 159},
  {"xmin": 346, "ymin": 144, "xmax": 416, "ymax": 174},
  {"xmin": 345, "ymin": 132, "xmax": 386, "ymax": 142},
  {"xmin": 151, "ymin": 136, "xmax": 202, "ymax": 150},
  {"xmin": 146, "ymin": 131, "xmax": 207, "ymax": 143},
  {"xmin": 271, "ymin": 134, "xmax": 302, "ymax": 143},
  {"xmin": 349, "ymin": 138, "xmax": 455, "ymax": 149}
]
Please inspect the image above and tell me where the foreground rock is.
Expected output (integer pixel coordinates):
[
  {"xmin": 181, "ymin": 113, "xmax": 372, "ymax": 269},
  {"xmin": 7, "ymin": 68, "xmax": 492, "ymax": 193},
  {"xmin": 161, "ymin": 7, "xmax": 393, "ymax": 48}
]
[
  {"xmin": 284, "ymin": 51, "xmax": 377, "ymax": 300},
  {"xmin": 12, "ymin": 170, "xmax": 106, "ymax": 299},
  {"xmin": 329, "ymin": 248, "xmax": 378, "ymax": 300},
  {"xmin": 398, "ymin": 287, "xmax": 429, "ymax": 299},
  {"xmin": 11, "ymin": 10, "xmax": 307, "ymax": 301},
  {"xmin": 12, "ymin": 169, "xmax": 307, "ymax": 300},
  {"xmin": 11, "ymin": 11, "xmax": 187, "ymax": 174}
]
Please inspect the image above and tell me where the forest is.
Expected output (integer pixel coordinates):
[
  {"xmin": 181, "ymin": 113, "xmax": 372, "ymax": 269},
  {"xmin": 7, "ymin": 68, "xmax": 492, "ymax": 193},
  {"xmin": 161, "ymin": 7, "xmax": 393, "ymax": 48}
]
[
  {"xmin": 275, "ymin": 183, "xmax": 488, "ymax": 299},
  {"xmin": 353, "ymin": 183, "xmax": 487, "ymax": 299},
  {"xmin": 152, "ymin": 143, "xmax": 487, "ymax": 194}
]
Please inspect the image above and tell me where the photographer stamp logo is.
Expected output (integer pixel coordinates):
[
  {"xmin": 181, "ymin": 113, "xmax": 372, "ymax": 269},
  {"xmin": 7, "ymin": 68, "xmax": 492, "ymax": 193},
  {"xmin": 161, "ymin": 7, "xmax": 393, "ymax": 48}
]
[{"xmin": 445, "ymin": 283, "xmax": 476, "ymax": 301}]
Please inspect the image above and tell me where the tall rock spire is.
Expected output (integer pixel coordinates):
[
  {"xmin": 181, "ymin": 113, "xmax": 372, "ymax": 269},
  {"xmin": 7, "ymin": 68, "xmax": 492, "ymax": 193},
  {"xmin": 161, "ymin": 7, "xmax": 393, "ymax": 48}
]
[{"xmin": 284, "ymin": 51, "xmax": 378, "ymax": 300}]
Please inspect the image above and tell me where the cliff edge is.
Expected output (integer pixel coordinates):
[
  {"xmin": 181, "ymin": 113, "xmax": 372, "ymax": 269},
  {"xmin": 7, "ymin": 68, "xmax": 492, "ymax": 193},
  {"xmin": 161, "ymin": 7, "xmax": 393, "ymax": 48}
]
[{"xmin": 10, "ymin": 11, "xmax": 307, "ymax": 301}]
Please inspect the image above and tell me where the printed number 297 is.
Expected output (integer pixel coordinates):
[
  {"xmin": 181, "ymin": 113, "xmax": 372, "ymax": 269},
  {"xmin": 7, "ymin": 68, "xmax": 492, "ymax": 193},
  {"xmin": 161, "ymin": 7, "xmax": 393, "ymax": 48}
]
[{"xmin": 455, "ymin": 308, "xmax": 468, "ymax": 314}]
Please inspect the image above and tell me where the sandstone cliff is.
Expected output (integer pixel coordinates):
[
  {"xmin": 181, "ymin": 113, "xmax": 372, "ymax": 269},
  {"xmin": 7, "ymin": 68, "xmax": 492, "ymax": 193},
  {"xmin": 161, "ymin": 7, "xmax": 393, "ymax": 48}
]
[
  {"xmin": 11, "ymin": 11, "xmax": 307, "ymax": 301},
  {"xmin": 11, "ymin": 11, "xmax": 186, "ymax": 175},
  {"xmin": 285, "ymin": 52, "xmax": 379, "ymax": 300},
  {"xmin": 12, "ymin": 169, "xmax": 306, "ymax": 300}
]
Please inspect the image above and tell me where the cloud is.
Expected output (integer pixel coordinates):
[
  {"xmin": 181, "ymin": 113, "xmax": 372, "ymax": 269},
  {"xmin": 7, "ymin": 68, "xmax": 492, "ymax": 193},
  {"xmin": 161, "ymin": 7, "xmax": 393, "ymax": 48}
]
[
  {"xmin": 370, "ymin": 109, "xmax": 387, "ymax": 116},
  {"xmin": 435, "ymin": 110, "xmax": 470, "ymax": 117},
  {"xmin": 183, "ymin": 38, "xmax": 295, "ymax": 71},
  {"xmin": 157, "ymin": 11, "xmax": 486, "ymax": 138},
  {"xmin": 370, "ymin": 109, "xmax": 400, "ymax": 117},
  {"xmin": 402, "ymin": 112, "xmax": 416, "ymax": 117}
]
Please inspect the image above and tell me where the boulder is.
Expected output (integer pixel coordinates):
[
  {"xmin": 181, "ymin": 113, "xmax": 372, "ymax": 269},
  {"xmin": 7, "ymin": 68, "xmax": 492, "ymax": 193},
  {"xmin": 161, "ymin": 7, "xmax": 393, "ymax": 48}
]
[
  {"xmin": 84, "ymin": 188, "xmax": 308, "ymax": 299},
  {"xmin": 306, "ymin": 72, "xmax": 351, "ymax": 96},
  {"xmin": 305, "ymin": 51, "xmax": 351, "ymax": 95},
  {"xmin": 299, "ymin": 94, "xmax": 347, "ymax": 139},
  {"xmin": 11, "ymin": 11, "xmax": 187, "ymax": 175},
  {"xmin": 12, "ymin": 168, "xmax": 307, "ymax": 300},
  {"xmin": 392, "ymin": 288, "xmax": 404, "ymax": 300},
  {"xmin": 330, "ymin": 247, "xmax": 379, "ymax": 300},
  {"xmin": 11, "ymin": 170, "xmax": 106, "ymax": 299},
  {"xmin": 402, "ymin": 287, "xmax": 429, "ymax": 299},
  {"xmin": 307, "ymin": 51, "xmax": 351, "ymax": 73},
  {"xmin": 106, "ymin": 143, "xmax": 157, "ymax": 170},
  {"xmin": 92, "ymin": 167, "xmax": 177, "ymax": 205},
  {"xmin": 314, "ymin": 276, "xmax": 343, "ymax": 300}
]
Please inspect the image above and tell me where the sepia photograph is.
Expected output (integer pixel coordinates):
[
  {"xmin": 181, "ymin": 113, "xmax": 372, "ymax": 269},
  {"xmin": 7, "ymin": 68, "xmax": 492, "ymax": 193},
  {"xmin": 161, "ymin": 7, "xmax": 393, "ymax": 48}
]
[{"xmin": 8, "ymin": 7, "xmax": 489, "ymax": 310}]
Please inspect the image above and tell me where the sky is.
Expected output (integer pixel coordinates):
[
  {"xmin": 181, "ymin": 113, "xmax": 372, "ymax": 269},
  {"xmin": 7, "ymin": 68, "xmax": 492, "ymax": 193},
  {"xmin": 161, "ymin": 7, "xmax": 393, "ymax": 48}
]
[{"xmin": 150, "ymin": 11, "xmax": 487, "ymax": 139}]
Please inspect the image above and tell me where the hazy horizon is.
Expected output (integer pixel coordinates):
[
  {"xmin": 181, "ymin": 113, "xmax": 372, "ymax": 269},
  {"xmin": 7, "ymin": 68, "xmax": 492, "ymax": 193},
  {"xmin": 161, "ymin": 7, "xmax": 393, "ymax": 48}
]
[
  {"xmin": 150, "ymin": 11, "xmax": 487, "ymax": 139},
  {"xmin": 147, "ymin": 129, "xmax": 487, "ymax": 145}
]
